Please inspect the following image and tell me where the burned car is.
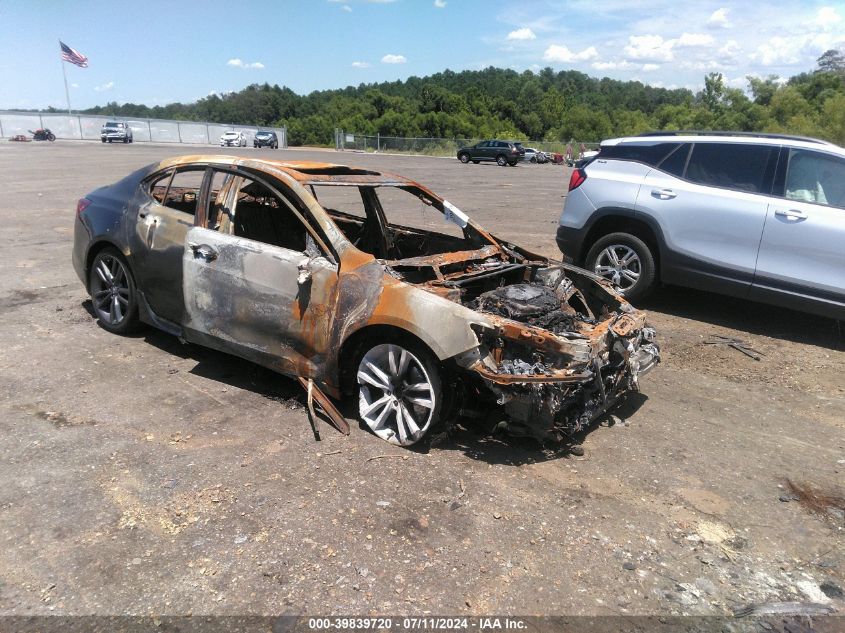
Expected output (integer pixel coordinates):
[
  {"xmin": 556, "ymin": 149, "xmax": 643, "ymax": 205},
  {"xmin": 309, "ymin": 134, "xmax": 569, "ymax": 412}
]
[{"xmin": 72, "ymin": 156, "xmax": 659, "ymax": 446}]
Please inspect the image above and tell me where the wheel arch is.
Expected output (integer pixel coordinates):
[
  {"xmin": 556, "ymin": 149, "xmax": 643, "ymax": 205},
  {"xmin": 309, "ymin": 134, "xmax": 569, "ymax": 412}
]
[
  {"xmin": 582, "ymin": 209, "xmax": 665, "ymax": 277},
  {"xmin": 85, "ymin": 239, "xmax": 132, "ymax": 287},
  {"xmin": 337, "ymin": 324, "xmax": 440, "ymax": 396}
]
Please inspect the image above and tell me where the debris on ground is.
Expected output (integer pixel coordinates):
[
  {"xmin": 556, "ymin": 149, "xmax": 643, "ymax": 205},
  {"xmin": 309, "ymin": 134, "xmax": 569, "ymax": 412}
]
[
  {"xmin": 704, "ymin": 334, "xmax": 764, "ymax": 360},
  {"xmin": 786, "ymin": 479, "xmax": 845, "ymax": 525}
]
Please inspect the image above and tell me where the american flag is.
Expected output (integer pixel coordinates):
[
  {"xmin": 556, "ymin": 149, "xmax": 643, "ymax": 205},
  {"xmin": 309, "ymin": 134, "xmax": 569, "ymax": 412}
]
[{"xmin": 60, "ymin": 41, "xmax": 88, "ymax": 68}]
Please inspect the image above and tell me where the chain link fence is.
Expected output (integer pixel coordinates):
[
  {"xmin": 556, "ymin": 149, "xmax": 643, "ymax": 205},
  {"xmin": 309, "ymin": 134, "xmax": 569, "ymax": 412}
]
[
  {"xmin": 0, "ymin": 111, "xmax": 286, "ymax": 147},
  {"xmin": 334, "ymin": 130, "xmax": 598, "ymax": 159}
]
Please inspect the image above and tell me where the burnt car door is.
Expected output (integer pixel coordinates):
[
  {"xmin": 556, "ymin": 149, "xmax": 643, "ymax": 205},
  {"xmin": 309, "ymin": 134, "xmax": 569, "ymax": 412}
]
[
  {"xmin": 131, "ymin": 166, "xmax": 207, "ymax": 323},
  {"xmin": 181, "ymin": 168, "xmax": 340, "ymax": 379}
]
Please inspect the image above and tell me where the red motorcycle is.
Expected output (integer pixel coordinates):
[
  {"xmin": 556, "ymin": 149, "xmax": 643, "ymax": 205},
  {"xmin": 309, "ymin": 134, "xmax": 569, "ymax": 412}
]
[{"xmin": 29, "ymin": 128, "xmax": 56, "ymax": 142}]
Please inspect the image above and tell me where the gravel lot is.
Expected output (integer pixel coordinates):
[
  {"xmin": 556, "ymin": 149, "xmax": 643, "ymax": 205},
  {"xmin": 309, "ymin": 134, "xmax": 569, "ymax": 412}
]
[{"xmin": 0, "ymin": 141, "xmax": 843, "ymax": 617}]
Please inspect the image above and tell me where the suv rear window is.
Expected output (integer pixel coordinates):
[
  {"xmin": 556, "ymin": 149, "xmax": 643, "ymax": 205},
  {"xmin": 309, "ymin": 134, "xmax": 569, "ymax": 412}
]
[
  {"xmin": 686, "ymin": 143, "xmax": 772, "ymax": 194},
  {"xmin": 600, "ymin": 142, "xmax": 680, "ymax": 167}
]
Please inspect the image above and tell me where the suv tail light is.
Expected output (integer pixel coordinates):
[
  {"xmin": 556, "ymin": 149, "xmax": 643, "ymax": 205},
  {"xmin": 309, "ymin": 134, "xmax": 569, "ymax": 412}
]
[
  {"xmin": 511, "ymin": 147, "xmax": 519, "ymax": 154},
  {"xmin": 76, "ymin": 198, "xmax": 91, "ymax": 218},
  {"xmin": 568, "ymin": 168, "xmax": 587, "ymax": 191}
]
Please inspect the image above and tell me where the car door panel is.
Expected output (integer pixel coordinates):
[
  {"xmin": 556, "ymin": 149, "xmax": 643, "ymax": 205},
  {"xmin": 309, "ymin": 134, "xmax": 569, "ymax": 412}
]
[
  {"xmin": 635, "ymin": 142, "xmax": 776, "ymax": 295},
  {"xmin": 182, "ymin": 226, "xmax": 339, "ymax": 379},
  {"xmin": 636, "ymin": 169, "xmax": 769, "ymax": 294},
  {"xmin": 131, "ymin": 195, "xmax": 195, "ymax": 323},
  {"xmin": 752, "ymin": 200, "xmax": 845, "ymax": 316}
]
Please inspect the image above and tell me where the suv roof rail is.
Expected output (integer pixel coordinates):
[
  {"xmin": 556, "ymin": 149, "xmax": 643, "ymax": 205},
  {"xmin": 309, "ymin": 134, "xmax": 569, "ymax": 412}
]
[{"xmin": 635, "ymin": 130, "xmax": 835, "ymax": 146}]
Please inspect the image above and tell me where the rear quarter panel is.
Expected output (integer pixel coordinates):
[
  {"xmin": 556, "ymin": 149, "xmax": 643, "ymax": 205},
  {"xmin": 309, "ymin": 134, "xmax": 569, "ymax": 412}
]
[{"xmin": 560, "ymin": 160, "xmax": 651, "ymax": 230}]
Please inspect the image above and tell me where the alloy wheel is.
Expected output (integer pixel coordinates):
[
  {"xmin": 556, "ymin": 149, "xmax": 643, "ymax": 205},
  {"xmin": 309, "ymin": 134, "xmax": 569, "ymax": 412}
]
[
  {"xmin": 90, "ymin": 254, "xmax": 131, "ymax": 326},
  {"xmin": 593, "ymin": 244, "xmax": 642, "ymax": 292},
  {"xmin": 357, "ymin": 343, "xmax": 436, "ymax": 446}
]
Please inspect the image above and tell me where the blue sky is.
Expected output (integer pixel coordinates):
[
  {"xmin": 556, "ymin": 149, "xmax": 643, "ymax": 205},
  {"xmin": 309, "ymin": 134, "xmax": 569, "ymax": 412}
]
[{"xmin": 1, "ymin": 0, "xmax": 843, "ymax": 110}]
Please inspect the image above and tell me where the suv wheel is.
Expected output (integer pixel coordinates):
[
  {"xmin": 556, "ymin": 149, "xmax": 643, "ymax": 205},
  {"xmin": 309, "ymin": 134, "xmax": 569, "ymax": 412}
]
[
  {"xmin": 458, "ymin": 153, "xmax": 470, "ymax": 164},
  {"xmin": 585, "ymin": 232, "xmax": 656, "ymax": 302},
  {"xmin": 496, "ymin": 154, "xmax": 508, "ymax": 166}
]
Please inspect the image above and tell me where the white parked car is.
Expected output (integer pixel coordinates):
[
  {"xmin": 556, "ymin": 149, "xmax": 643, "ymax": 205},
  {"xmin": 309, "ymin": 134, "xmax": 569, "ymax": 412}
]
[{"xmin": 219, "ymin": 131, "xmax": 247, "ymax": 147}]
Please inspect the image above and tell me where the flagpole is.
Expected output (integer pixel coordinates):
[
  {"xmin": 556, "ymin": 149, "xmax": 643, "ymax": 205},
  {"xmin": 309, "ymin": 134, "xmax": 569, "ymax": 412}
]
[{"xmin": 59, "ymin": 41, "xmax": 71, "ymax": 115}]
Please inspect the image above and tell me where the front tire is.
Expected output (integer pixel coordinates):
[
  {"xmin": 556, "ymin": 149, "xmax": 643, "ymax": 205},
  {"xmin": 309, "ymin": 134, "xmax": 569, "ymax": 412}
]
[
  {"xmin": 584, "ymin": 232, "xmax": 656, "ymax": 302},
  {"xmin": 88, "ymin": 248, "xmax": 140, "ymax": 334},
  {"xmin": 458, "ymin": 153, "xmax": 470, "ymax": 164},
  {"xmin": 496, "ymin": 154, "xmax": 508, "ymax": 166},
  {"xmin": 355, "ymin": 340, "xmax": 442, "ymax": 446}
]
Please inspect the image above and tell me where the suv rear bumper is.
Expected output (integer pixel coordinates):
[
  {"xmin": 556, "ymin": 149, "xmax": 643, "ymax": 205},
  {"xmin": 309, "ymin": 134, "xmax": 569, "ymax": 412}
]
[{"xmin": 556, "ymin": 225, "xmax": 587, "ymax": 264}]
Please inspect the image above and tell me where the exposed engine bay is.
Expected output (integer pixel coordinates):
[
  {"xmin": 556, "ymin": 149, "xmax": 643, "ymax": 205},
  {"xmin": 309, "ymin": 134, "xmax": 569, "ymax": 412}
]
[
  {"xmin": 386, "ymin": 247, "xmax": 660, "ymax": 442},
  {"xmin": 309, "ymin": 177, "xmax": 659, "ymax": 444}
]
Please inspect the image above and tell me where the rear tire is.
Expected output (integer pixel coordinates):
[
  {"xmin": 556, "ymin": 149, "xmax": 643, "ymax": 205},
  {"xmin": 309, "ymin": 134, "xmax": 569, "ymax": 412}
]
[
  {"xmin": 584, "ymin": 232, "xmax": 656, "ymax": 302},
  {"xmin": 496, "ymin": 154, "xmax": 508, "ymax": 166},
  {"xmin": 88, "ymin": 247, "xmax": 140, "ymax": 334}
]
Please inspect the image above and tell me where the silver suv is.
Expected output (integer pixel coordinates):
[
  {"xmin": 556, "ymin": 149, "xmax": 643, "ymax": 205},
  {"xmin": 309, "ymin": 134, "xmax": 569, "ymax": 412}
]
[
  {"xmin": 100, "ymin": 121, "xmax": 133, "ymax": 143},
  {"xmin": 557, "ymin": 132, "xmax": 845, "ymax": 319}
]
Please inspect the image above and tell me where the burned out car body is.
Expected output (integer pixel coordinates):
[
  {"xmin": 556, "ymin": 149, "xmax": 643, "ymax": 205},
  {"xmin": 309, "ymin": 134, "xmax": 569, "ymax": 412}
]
[{"xmin": 72, "ymin": 156, "xmax": 659, "ymax": 446}]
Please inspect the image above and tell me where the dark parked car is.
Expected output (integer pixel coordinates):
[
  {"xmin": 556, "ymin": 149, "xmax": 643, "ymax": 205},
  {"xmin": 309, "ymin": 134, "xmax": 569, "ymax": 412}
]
[
  {"xmin": 457, "ymin": 140, "xmax": 525, "ymax": 166},
  {"xmin": 72, "ymin": 155, "xmax": 659, "ymax": 447},
  {"xmin": 254, "ymin": 130, "xmax": 278, "ymax": 149}
]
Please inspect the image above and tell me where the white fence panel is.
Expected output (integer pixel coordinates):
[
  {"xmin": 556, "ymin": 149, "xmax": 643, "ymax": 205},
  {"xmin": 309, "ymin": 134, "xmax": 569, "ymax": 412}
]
[
  {"xmin": 1, "ymin": 114, "xmax": 42, "ymax": 136},
  {"xmin": 149, "ymin": 120, "xmax": 180, "ymax": 143},
  {"xmin": 0, "ymin": 111, "xmax": 286, "ymax": 147},
  {"xmin": 177, "ymin": 122, "xmax": 208, "ymax": 144}
]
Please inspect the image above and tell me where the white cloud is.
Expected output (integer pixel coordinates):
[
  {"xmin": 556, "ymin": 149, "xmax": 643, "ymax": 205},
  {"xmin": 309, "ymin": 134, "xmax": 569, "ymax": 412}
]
[
  {"xmin": 815, "ymin": 6, "xmax": 842, "ymax": 29},
  {"xmin": 227, "ymin": 58, "xmax": 265, "ymax": 69},
  {"xmin": 434, "ymin": 0, "xmax": 446, "ymax": 7},
  {"xmin": 642, "ymin": 63, "xmax": 660, "ymax": 71},
  {"xmin": 718, "ymin": 40, "xmax": 741, "ymax": 62},
  {"xmin": 751, "ymin": 37, "xmax": 800, "ymax": 66},
  {"xmin": 94, "ymin": 81, "xmax": 114, "ymax": 92},
  {"xmin": 543, "ymin": 44, "xmax": 598, "ymax": 63},
  {"xmin": 591, "ymin": 60, "xmax": 634, "ymax": 70},
  {"xmin": 381, "ymin": 53, "xmax": 406, "ymax": 64},
  {"xmin": 676, "ymin": 33, "xmax": 714, "ymax": 47},
  {"xmin": 342, "ymin": 4, "xmax": 352, "ymax": 11},
  {"xmin": 624, "ymin": 34, "xmax": 674, "ymax": 62},
  {"xmin": 351, "ymin": 61, "xmax": 371, "ymax": 68},
  {"xmin": 507, "ymin": 27, "xmax": 536, "ymax": 41},
  {"xmin": 70, "ymin": 83, "xmax": 79, "ymax": 88},
  {"xmin": 707, "ymin": 8, "xmax": 731, "ymax": 29}
]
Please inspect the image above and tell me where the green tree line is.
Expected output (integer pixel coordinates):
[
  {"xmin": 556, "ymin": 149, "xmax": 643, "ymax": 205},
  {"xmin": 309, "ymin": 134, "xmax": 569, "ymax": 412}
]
[{"xmin": 78, "ymin": 49, "xmax": 845, "ymax": 146}]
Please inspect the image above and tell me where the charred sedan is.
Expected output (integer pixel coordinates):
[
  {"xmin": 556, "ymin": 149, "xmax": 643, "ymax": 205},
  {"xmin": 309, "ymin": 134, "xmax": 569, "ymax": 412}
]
[{"xmin": 72, "ymin": 156, "xmax": 659, "ymax": 446}]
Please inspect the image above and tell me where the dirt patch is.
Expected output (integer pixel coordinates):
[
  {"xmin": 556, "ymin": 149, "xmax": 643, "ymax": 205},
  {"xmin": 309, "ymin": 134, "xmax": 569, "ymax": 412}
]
[{"xmin": 16, "ymin": 403, "xmax": 98, "ymax": 428}]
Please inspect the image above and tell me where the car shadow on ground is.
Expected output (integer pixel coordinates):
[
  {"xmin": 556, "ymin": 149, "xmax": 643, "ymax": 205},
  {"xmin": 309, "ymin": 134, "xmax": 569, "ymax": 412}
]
[
  {"xmin": 640, "ymin": 286, "xmax": 844, "ymax": 351},
  {"xmin": 82, "ymin": 300, "xmax": 652, "ymax": 463},
  {"xmin": 420, "ymin": 392, "xmax": 649, "ymax": 466}
]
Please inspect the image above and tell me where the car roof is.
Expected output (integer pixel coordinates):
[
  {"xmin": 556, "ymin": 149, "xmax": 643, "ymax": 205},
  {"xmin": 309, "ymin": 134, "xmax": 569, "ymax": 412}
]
[
  {"xmin": 156, "ymin": 155, "xmax": 421, "ymax": 186},
  {"xmin": 603, "ymin": 133, "xmax": 845, "ymax": 156}
]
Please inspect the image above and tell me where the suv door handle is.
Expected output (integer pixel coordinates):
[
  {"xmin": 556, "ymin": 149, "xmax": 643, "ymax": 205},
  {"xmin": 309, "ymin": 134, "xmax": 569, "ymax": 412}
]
[
  {"xmin": 774, "ymin": 209, "xmax": 808, "ymax": 220},
  {"xmin": 188, "ymin": 242, "xmax": 218, "ymax": 262},
  {"xmin": 651, "ymin": 188, "xmax": 677, "ymax": 200}
]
